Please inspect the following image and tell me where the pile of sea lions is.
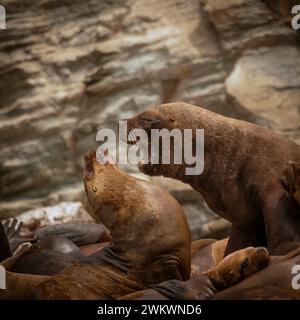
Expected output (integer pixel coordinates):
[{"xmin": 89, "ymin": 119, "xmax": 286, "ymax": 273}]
[{"xmin": 1, "ymin": 102, "xmax": 300, "ymax": 300}]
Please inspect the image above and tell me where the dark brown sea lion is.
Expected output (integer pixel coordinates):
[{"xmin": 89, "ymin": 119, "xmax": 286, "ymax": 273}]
[
  {"xmin": 3, "ymin": 221, "xmax": 110, "ymax": 276},
  {"xmin": 127, "ymin": 102, "xmax": 300, "ymax": 255},
  {"xmin": 9, "ymin": 236, "xmax": 91, "ymax": 276},
  {"xmin": 23, "ymin": 150, "xmax": 191, "ymax": 299},
  {"xmin": 119, "ymin": 246, "xmax": 269, "ymax": 300}
]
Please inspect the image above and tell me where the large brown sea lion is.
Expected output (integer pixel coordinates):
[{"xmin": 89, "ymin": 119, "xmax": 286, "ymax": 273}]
[
  {"xmin": 119, "ymin": 246, "xmax": 269, "ymax": 300},
  {"xmin": 1, "ymin": 150, "xmax": 191, "ymax": 299},
  {"xmin": 127, "ymin": 102, "xmax": 300, "ymax": 255}
]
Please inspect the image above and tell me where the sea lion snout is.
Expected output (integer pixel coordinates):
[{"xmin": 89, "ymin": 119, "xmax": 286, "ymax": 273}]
[
  {"xmin": 252, "ymin": 247, "xmax": 269, "ymax": 270},
  {"xmin": 239, "ymin": 247, "xmax": 269, "ymax": 276}
]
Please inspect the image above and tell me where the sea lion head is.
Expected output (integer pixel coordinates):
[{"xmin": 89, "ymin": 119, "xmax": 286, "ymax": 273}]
[
  {"xmin": 83, "ymin": 150, "xmax": 125, "ymax": 227},
  {"xmin": 207, "ymin": 246, "xmax": 269, "ymax": 289},
  {"xmin": 126, "ymin": 102, "xmax": 195, "ymax": 179}
]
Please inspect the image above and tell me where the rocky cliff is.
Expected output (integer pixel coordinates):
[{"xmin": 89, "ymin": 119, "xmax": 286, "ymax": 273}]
[{"xmin": 0, "ymin": 0, "xmax": 299, "ymax": 237}]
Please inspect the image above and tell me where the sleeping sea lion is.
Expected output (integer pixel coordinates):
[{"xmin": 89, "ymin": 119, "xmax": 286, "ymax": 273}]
[
  {"xmin": 127, "ymin": 102, "xmax": 300, "ymax": 255},
  {"xmin": 2, "ymin": 221, "xmax": 110, "ymax": 276},
  {"xmin": 212, "ymin": 247, "xmax": 300, "ymax": 299},
  {"xmin": 119, "ymin": 246, "xmax": 269, "ymax": 300},
  {"xmin": 9, "ymin": 236, "xmax": 91, "ymax": 276}
]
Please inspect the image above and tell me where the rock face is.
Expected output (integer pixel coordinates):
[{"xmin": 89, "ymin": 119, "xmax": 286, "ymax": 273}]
[{"xmin": 0, "ymin": 0, "xmax": 299, "ymax": 237}]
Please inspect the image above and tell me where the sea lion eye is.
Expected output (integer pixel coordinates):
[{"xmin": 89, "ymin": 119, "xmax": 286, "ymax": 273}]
[
  {"xmin": 140, "ymin": 117, "xmax": 160, "ymax": 126},
  {"xmin": 92, "ymin": 187, "xmax": 97, "ymax": 192},
  {"xmin": 241, "ymin": 258, "xmax": 249, "ymax": 271}
]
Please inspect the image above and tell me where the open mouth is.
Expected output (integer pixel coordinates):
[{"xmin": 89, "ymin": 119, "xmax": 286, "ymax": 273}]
[{"xmin": 84, "ymin": 150, "xmax": 96, "ymax": 179}]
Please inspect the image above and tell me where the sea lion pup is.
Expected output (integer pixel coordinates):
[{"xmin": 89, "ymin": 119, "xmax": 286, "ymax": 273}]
[
  {"xmin": 127, "ymin": 102, "xmax": 300, "ymax": 255},
  {"xmin": 212, "ymin": 247, "xmax": 300, "ymax": 299},
  {"xmin": 31, "ymin": 150, "xmax": 191, "ymax": 299},
  {"xmin": 119, "ymin": 246, "xmax": 269, "ymax": 300}
]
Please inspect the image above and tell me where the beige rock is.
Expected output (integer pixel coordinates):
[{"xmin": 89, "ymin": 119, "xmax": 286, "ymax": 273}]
[
  {"xmin": 0, "ymin": 0, "xmax": 299, "ymax": 241},
  {"xmin": 226, "ymin": 46, "xmax": 300, "ymax": 134}
]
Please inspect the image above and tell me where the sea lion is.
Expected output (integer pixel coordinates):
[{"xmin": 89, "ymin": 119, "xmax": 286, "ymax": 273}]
[
  {"xmin": 9, "ymin": 236, "xmax": 91, "ymax": 276},
  {"xmin": 25, "ymin": 150, "xmax": 191, "ymax": 299},
  {"xmin": 119, "ymin": 246, "xmax": 269, "ymax": 300},
  {"xmin": 213, "ymin": 247, "xmax": 300, "ymax": 299},
  {"xmin": 127, "ymin": 102, "xmax": 300, "ymax": 255},
  {"xmin": 2, "ymin": 220, "xmax": 111, "ymax": 276}
]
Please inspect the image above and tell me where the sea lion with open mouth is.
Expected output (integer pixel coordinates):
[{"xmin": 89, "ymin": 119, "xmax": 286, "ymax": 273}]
[
  {"xmin": 126, "ymin": 102, "xmax": 300, "ymax": 256},
  {"xmin": 0, "ymin": 150, "xmax": 191, "ymax": 300}
]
